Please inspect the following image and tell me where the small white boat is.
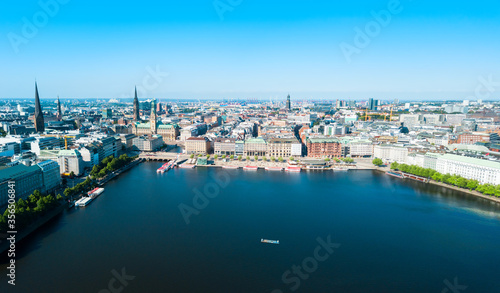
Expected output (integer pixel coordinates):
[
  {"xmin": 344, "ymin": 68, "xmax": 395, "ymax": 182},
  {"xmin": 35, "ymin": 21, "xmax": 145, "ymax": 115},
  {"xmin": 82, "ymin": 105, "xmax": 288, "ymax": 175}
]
[
  {"xmin": 179, "ymin": 164, "xmax": 195, "ymax": 169},
  {"xmin": 222, "ymin": 166, "xmax": 240, "ymax": 169},
  {"xmin": 261, "ymin": 239, "xmax": 279, "ymax": 244}
]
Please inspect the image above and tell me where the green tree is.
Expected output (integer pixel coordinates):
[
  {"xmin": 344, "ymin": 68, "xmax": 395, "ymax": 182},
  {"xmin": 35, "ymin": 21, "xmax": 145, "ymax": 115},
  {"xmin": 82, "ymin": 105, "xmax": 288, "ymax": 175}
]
[
  {"xmin": 214, "ymin": 154, "xmax": 219, "ymax": 160},
  {"xmin": 466, "ymin": 180, "xmax": 479, "ymax": 190},
  {"xmin": 372, "ymin": 158, "xmax": 383, "ymax": 166},
  {"xmin": 190, "ymin": 154, "xmax": 194, "ymax": 159},
  {"xmin": 390, "ymin": 162, "xmax": 399, "ymax": 170},
  {"xmin": 325, "ymin": 158, "xmax": 331, "ymax": 162},
  {"xmin": 254, "ymin": 155, "xmax": 258, "ymax": 161},
  {"xmin": 278, "ymin": 157, "xmax": 284, "ymax": 162},
  {"xmin": 238, "ymin": 156, "xmax": 242, "ymax": 161},
  {"xmin": 230, "ymin": 155, "xmax": 234, "ymax": 160},
  {"xmin": 98, "ymin": 169, "xmax": 107, "ymax": 178}
]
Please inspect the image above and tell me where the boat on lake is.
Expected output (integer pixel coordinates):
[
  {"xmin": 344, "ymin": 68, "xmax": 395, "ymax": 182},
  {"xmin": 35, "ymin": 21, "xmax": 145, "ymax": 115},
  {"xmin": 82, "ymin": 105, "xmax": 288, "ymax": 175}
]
[{"xmin": 261, "ymin": 239, "xmax": 279, "ymax": 244}]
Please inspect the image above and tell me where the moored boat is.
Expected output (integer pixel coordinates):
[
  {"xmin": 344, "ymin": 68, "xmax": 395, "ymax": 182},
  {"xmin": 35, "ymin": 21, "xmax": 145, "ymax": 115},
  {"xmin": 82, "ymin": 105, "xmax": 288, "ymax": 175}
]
[
  {"xmin": 243, "ymin": 166, "xmax": 259, "ymax": 171},
  {"xmin": 222, "ymin": 166, "xmax": 240, "ymax": 169},
  {"xmin": 386, "ymin": 171, "xmax": 404, "ymax": 179},
  {"xmin": 285, "ymin": 166, "xmax": 301, "ymax": 172},
  {"xmin": 75, "ymin": 197, "xmax": 93, "ymax": 207},
  {"xmin": 265, "ymin": 166, "xmax": 283, "ymax": 171},
  {"xmin": 88, "ymin": 187, "xmax": 105, "ymax": 198},
  {"xmin": 179, "ymin": 164, "xmax": 195, "ymax": 169}
]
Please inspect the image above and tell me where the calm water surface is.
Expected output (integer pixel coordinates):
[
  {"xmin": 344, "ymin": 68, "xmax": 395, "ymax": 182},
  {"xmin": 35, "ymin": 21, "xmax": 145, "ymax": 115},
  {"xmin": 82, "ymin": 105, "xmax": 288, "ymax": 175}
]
[{"xmin": 1, "ymin": 163, "xmax": 500, "ymax": 292}]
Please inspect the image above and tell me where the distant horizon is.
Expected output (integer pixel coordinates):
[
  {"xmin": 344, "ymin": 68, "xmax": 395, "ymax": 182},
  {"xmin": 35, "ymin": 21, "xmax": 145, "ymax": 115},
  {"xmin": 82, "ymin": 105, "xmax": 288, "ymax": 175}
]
[
  {"xmin": 0, "ymin": 88, "xmax": 497, "ymax": 102},
  {"xmin": 0, "ymin": 94, "xmax": 495, "ymax": 104}
]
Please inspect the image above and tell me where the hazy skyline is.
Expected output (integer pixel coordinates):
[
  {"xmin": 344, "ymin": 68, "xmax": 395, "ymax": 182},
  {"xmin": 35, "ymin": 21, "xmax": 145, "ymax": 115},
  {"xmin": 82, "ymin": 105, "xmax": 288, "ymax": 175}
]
[{"xmin": 1, "ymin": 0, "xmax": 500, "ymax": 100}]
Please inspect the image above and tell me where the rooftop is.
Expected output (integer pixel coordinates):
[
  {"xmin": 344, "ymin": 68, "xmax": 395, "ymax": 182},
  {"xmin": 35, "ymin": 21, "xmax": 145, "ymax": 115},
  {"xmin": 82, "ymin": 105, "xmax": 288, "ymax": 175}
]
[
  {"xmin": 441, "ymin": 154, "xmax": 500, "ymax": 169},
  {"xmin": 0, "ymin": 164, "xmax": 40, "ymax": 182}
]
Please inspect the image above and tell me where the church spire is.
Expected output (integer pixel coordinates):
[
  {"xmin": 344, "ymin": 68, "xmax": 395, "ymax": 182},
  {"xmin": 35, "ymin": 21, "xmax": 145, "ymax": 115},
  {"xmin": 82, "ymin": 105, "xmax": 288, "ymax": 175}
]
[
  {"xmin": 133, "ymin": 86, "xmax": 140, "ymax": 121},
  {"xmin": 34, "ymin": 82, "xmax": 45, "ymax": 132},
  {"xmin": 57, "ymin": 95, "xmax": 62, "ymax": 120}
]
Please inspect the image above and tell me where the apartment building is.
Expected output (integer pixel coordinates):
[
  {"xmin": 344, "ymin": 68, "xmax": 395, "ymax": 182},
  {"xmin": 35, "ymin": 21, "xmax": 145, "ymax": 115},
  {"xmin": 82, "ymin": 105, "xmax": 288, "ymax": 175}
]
[
  {"xmin": 185, "ymin": 137, "xmax": 211, "ymax": 154},
  {"xmin": 306, "ymin": 137, "xmax": 342, "ymax": 158}
]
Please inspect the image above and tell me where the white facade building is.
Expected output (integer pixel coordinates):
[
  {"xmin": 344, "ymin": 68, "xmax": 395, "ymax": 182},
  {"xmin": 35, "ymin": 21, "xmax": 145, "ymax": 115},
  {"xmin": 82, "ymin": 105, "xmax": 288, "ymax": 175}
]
[
  {"xmin": 373, "ymin": 145, "xmax": 408, "ymax": 163},
  {"xmin": 349, "ymin": 140, "xmax": 373, "ymax": 157},
  {"xmin": 57, "ymin": 149, "xmax": 84, "ymax": 176},
  {"xmin": 436, "ymin": 154, "xmax": 500, "ymax": 185}
]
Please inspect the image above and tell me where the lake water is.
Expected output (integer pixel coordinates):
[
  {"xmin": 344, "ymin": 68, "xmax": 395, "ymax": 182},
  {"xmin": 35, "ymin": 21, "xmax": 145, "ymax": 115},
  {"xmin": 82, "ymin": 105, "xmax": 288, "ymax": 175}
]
[{"xmin": 1, "ymin": 163, "xmax": 500, "ymax": 292}]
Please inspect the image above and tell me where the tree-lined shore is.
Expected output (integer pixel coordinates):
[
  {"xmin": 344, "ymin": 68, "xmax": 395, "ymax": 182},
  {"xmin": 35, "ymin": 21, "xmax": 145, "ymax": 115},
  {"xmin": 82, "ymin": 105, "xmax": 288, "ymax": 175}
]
[{"xmin": 390, "ymin": 162, "xmax": 500, "ymax": 198}]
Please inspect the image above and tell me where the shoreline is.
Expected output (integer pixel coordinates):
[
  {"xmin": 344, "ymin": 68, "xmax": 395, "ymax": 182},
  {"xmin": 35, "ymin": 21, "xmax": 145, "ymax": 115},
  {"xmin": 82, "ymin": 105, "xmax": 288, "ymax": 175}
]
[
  {"xmin": 179, "ymin": 161, "xmax": 500, "ymax": 205},
  {"xmin": 0, "ymin": 202, "xmax": 67, "ymax": 254},
  {"xmin": 178, "ymin": 158, "xmax": 376, "ymax": 171},
  {"xmin": 0, "ymin": 158, "xmax": 144, "ymax": 255},
  {"xmin": 373, "ymin": 167, "xmax": 500, "ymax": 205}
]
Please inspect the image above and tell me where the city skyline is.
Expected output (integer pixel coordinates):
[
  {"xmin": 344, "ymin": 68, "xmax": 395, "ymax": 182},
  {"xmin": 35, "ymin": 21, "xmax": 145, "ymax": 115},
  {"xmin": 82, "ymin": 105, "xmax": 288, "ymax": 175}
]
[{"xmin": 1, "ymin": 0, "xmax": 500, "ymax": 99}]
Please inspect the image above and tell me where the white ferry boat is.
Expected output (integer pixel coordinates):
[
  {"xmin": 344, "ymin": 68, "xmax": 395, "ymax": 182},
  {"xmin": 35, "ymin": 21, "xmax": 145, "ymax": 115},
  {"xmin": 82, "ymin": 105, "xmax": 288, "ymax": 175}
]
[
  {"xmin": 222, "ymin": 166, "xmax": 240, "ymax": 169},
  {"xmin": 88, "ymin": 187, "xmax": 105, "ymax": 198},
  {"xmin": 179, "ymin": 164, "xmax": 196, "ymax": 169},
  {"xmin": 243, "ymin": 166, "xmax": 259, "ymax": 171},
  {"xmin": 261, "ymin": 239, "xmax": 280, "ymax": 244},
  {"xmin": 75, "ymin": 197, "xmax": 93, "ymax": 207},
  {"xmin": 265, "ymin": 167, "xmax": 283, "ymax": 171}
]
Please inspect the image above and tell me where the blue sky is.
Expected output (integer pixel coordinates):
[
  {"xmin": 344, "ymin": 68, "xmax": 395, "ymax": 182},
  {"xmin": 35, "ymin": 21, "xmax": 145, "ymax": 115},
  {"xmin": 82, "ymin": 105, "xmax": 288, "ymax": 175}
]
[{"xmin": 1, "ymin": 0, "xmax": 500, "ymax": 100}]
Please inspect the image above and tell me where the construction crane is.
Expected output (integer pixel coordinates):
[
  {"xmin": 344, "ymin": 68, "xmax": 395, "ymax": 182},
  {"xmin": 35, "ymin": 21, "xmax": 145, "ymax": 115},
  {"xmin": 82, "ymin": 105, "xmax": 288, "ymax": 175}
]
[{"xmin": 383, "ymin": 105, "xmax": 394, "ymax": 122}]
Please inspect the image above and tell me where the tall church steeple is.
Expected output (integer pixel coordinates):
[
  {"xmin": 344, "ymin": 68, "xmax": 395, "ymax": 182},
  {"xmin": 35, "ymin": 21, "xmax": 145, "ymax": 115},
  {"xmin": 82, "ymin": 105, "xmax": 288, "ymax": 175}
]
[
  {"xmin": 34, "ymin": 82, "xmax": 45, "ymax": 133},
  {"xmin": 150, "ymin": 99, "xmax": 157, "ymax": 133},
  {"xmin": 133, "ymin": 86, "xmax": 140, "ymax": 121},
  {"xmin": 56, "ymin": 96, "xmax": 62, "ymax": 120}
]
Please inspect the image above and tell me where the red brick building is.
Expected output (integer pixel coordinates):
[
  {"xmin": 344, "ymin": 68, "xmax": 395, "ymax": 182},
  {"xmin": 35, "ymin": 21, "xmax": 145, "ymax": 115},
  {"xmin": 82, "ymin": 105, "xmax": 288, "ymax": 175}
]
[
  {"xmin": 306, "ymin": 137, "xmax": 342, "ymax": 158},
  {"xmin": 457, "ymin": 133, "xmax": 490, "ymax": 144}
]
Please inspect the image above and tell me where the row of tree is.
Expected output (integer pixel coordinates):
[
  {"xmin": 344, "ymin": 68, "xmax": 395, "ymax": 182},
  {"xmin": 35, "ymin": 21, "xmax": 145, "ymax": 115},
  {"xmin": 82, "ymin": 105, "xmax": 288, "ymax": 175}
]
[
  {"xmin": 90, "ymin": 154, "xmax": 136, "ymax": 179},
  {"xmin": 390, "ymin": 162, "xmax": 500, "ymax": 197},
  {"xmin": 0, "ymin": 190, "xmax": 63, "ymax": 233},
  {"xmin": 63, "ymin": 177, "xmax": 95, "ymax": 198},
  {"xmin": 0, "ymin": 154, "xmax": 138, "ymax": 233}
]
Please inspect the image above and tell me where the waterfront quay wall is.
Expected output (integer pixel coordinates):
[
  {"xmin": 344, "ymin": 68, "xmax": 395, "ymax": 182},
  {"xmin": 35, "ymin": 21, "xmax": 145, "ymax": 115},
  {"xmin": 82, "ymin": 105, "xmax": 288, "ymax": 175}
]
[{"xmin": 0, "ymin": 202, "xmax": 67, "ymax": 254}]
